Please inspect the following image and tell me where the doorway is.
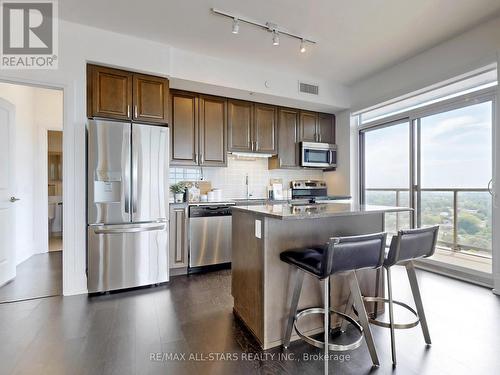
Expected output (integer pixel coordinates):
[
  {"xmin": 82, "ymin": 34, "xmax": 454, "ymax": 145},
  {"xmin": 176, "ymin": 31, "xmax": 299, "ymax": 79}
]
[{"xmin": 0, "ymin": 82, "xmax": 64, "ymax": 303}]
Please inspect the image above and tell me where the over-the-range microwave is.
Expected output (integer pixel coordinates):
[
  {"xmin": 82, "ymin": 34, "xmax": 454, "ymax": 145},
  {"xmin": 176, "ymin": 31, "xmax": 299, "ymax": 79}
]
[{"xmin": 300, "ymin": 142, "xmax": 337, "ymax": 168}]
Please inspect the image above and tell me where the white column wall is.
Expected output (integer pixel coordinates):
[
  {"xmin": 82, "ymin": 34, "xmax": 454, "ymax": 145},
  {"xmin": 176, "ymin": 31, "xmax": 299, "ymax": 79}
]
[{"xmin": 493, "ymin": 52, "xmax": 500, "ymax": 295}]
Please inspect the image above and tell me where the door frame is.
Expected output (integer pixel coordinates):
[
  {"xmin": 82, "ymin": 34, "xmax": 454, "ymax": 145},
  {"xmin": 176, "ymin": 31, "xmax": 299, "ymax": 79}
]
[
  {"xmin": 38, "ymin": 128, "xmax": 63, "ymax": 254},
  {"xmin": 0, "ymin": 97, "xmax": 16, "ymax": 287},
  {"xmin": 359, "ymin": 87, "xmax": 497, "ymax": 289}
]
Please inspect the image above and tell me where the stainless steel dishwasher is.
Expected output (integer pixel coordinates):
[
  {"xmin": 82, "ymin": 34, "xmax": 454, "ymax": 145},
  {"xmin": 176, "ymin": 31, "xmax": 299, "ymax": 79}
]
[{"xmin": 188, "ymin": 204, "xmax": 233, "ymax": 271}]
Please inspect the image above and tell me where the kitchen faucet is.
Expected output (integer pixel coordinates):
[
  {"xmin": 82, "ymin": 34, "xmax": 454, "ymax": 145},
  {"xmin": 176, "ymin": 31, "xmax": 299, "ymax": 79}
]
[{"xmin": 245, "ymin": 173, "xmax": 249, "ymax": 200}]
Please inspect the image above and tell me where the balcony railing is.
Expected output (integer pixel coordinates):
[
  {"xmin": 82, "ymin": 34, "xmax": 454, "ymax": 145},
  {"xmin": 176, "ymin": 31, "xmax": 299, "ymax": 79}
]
[{"xmin": 365, "ymin": 187, "xmax": 492, "ymax": 258}]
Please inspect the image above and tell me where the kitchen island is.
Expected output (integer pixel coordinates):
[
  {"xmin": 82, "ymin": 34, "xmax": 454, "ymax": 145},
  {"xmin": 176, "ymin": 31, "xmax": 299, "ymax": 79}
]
[{"xmin": 231, "ymin": 203, "xmax": 412, "ymax": 349}]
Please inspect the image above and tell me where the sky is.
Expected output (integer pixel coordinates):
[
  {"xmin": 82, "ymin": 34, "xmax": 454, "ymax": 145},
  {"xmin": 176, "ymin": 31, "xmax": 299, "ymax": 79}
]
[{"xmin": 364, "ymin": 101, "xmax": 492, "ymax": 189}]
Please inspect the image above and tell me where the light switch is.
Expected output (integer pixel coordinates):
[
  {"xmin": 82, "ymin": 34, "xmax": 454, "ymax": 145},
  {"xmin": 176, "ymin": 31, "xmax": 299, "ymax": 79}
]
[{"xmin": 255, "ymin": 219, "xmax": 261, "ymax": 239}]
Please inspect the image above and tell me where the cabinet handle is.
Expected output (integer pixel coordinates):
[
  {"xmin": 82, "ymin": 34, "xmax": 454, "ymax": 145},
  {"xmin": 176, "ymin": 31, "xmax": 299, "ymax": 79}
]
[
  {"xmin": 134, "ymin": 105, "xmax": 138, "ymax": 118},
  {"xmin": 255, "ymin": 141, "xmax": 258, "ymax": 151},
  {"xmin": 318, "ymin": 133, "xmax": 321, "ymax": 142},
  {"xmin": 200, "ymin": 154, "xmax": 204, "ymax": 164},
  {"xmin": 250, "ymin": 141, "xmax": 254, "ymax": 151},
  {"xmin": 279, "ymin": 158, "xmax": 282, "ymax": 166},
  {"xmin": 127, "ymin": 105, "xmax": 130, "ymax": 118}
]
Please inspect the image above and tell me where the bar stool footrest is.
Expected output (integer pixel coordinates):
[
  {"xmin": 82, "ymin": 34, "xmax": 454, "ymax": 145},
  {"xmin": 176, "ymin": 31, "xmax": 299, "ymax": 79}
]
[
  {"xmin": 363, "ymin": 296, "xmax": 419, "ymax": 329},
  {"xmin": 294, "ymin": 307, "xmax": 363, "ymax": 351}
]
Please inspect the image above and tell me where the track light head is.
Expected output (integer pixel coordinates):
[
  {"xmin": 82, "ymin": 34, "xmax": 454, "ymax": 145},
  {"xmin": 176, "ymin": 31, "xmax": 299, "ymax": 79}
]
[
  {"xmin": 232, "ymin": 18, "xmax": 239, "ymax": 34},
  {"xmin": 272, "ymin": 31, "xmax": 279, "ymax": 46},
  {"xmin": 300, "ymin": 39, "xmax": 306, "ymax": 53}
]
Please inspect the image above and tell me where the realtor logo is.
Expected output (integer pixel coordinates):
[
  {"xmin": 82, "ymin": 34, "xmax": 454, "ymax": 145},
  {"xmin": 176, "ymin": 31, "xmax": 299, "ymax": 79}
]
[{"xmin": 1, "ymin": 0, "xmax": 58, "ymax": 69}]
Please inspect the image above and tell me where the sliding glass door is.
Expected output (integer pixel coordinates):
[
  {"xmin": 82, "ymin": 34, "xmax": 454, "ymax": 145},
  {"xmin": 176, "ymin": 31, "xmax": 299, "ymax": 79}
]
[
  {"xmin": 418, "ymin": 101, "xmax": 493, "ymax": 260},
  {"xmin": 361, "ymin": 120, "xmax": 411, "ymax": 235},
  {"xmin": 360, "ymin": 97, "xmax": 494, "ymax": 272}
]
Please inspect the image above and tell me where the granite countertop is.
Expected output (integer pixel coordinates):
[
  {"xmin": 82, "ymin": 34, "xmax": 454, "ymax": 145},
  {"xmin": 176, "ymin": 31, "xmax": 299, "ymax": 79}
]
[
  {"xmin": 232, "ymin": 202, "xmax": 412, "ymax": 220},
  {"xmin": 169, "ymin": 195, "xmax": 352, "ymax": 206}
]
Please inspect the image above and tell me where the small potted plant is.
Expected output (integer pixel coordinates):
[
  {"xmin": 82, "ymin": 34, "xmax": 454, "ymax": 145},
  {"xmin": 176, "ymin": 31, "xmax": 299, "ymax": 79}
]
[{"xmin": 170, "ymin": 182, "xmax": 186, "ymax": 203}]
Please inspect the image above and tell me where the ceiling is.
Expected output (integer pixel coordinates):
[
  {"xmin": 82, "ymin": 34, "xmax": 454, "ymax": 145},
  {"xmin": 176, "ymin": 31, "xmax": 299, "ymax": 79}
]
[{"xmin": 60, "ymin": 0, "xmax": 500, "ymax": 85}]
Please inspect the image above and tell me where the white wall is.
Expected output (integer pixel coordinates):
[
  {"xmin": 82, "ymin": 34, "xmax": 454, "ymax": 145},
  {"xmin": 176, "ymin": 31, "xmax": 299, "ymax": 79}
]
[
  {"xmin": 493, "ymin": 55, "xmax": 500, "ymax": 295},
  {"xmin": 350, "ymin": 15, "xmax": 500, "ymax": 111},
  {"xmin": 34, "ymin": 89, "xmax": 63, "ymax": 256},
  {"xmin": 0, "ymin": 84, "xmax": 63, "ymax": 265},
  {"xmin": 170, "ymin": 48, "xmax": 350, "ymax": 112}
]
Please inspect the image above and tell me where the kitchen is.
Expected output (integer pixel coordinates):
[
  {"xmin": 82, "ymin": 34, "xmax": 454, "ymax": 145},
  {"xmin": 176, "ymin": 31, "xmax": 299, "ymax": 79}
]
[{"xmin": 0, "ymin": 1, "xmax": 500, "ymax": 375}]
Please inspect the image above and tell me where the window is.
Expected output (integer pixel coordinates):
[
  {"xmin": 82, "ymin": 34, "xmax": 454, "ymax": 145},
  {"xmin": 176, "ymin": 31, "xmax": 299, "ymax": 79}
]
[{"xmin": 359, "ymin": 86, "xmax": 495, "ymax": 273}]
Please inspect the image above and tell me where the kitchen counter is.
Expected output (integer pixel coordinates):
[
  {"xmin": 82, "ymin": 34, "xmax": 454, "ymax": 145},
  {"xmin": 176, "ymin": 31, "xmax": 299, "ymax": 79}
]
[
  {"xmin": 231, "ymin": 204, "xmax": 411, "ymax": 349},
  {"xmin": 169, "ymin": 195, "xmax": 352, "ymax": 207},
  {"xmin": 232, "ymin": 202, "xmax": 410, "ymax": 220}
]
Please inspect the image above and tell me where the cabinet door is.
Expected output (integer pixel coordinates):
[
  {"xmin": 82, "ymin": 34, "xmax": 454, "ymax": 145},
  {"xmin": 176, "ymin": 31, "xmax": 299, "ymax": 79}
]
[
  {"xmin": 227, "ymin": 100, "xmax": 253, "ymax": 152},
  {"xmin": 299, "ymin": 111, "xmax": 318, "ymax": 142},
  {"xmin": 318, "ymin": 113, "xmax": 335, "ymax": 144},
  {"xmin": 199, "ymin": 95, "xmax": 227, "ymax": 166},
  {"xmin": 169, "ymin": 207, "xmax": 188, "ymax": 268},
  {"xmin": 254, "ymin": 104, "xmax": 277, "ymax": 154},
  {"xmin": 170, "ymin": 91, "xmax": 198, "ymax": 166},
  {"xmin": 133, "ymin": 74, "xmax": 169, "ymax": 124},
  {"xmin": 277, "ymin": 108, "xmax": 299, "ymax": 167},
  {"xmin": 88, "ymin": 64, "xmax": 132, "ymax": 120}
]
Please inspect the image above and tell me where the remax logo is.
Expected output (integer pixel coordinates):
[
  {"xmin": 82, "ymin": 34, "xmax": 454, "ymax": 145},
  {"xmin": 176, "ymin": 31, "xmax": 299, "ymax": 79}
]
[{"xmin": 1, "ymin": 0, "xmax": 58, "ymax": 69}]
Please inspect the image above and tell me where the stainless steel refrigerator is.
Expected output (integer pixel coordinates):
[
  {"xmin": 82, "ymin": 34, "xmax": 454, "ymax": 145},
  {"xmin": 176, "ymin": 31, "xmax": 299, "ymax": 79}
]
[{"xmin": 87, "ymin": 119, "xmax": 169, "ymax": 293}]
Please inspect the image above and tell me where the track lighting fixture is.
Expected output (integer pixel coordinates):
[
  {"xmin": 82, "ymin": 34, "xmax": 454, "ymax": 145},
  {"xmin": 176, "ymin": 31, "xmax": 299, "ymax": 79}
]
[
  {"xmin": 272, "ymin": 31, "xmax": 279, "ymax": 46},
  {"xmin": 212, "ymin": 8, "xmax": 316, "ymax": 52},
  {"xmin": 300, "ymin": 39, "xmax": 306, "ymax": 53},
  {"xmin": 232, "ymin": 18, "xmax": 239, "ymax": 34}
]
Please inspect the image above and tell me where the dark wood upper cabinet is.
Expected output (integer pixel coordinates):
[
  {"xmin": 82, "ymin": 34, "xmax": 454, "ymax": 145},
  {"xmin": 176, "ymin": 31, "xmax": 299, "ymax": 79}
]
[
  {"xmin": 299, "ymin": 111, "xmax": 318, "ymax": 142},
  {"xmin": 227, "ymin": 100, "xmax": 253, "ymax": 152},
  {"xmin": 132, "ymin": 73, "xmax": 169, "ymax": 124},
  {"xmin": 170, "ymin": 91, "xmax": 198, "ymax": 166},
  {"xmin": 253, "ymin": 104, "xmax": 277, "ymax": 154},
  {"xmin": 88, "ymin": 64, "xmax": 133, "ymax": 120},
  {"xmin": 318, "ymin": 113, "xmax": 335, "ymax": 144},
  {"xmin": 276, "ymin": 108, "xmax": 299, "ymax": 168},
  {"xmin": 199, "ymin": 95, "xmax": 226, "ymax": 166},
  {"xmin": 87, "ymin": 64, "xmax": 168, "ymax": 124}
]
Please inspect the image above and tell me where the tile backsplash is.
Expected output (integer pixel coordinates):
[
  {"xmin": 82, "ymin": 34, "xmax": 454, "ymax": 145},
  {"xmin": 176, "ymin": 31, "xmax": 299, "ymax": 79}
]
[{"xmin": 169, "ymin": 156, "xmax": 323, "ymax": 200}]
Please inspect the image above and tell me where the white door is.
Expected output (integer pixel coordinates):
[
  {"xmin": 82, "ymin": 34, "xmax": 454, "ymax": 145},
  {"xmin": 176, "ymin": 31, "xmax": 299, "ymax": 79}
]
[{"xmin": 0, "ymin": 99, "xmax": 16, "ymax": 286}]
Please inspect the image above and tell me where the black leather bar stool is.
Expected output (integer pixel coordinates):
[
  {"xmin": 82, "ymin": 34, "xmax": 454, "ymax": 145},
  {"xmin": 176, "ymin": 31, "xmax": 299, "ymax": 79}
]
[
  {"xmin": 343, "ymin": 226, "xmax": 439, "ymax": 366},
  {"xmin": 280, "ymin": 232, "xmax": 387, "ymax": 367}
]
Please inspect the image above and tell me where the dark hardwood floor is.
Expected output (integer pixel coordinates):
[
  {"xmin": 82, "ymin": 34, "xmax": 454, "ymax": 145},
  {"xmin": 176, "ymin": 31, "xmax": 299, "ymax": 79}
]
[
  {"xmin": 0, "ymin": 267, "xmax": 499, "ymax": 374},
  {"xmin": 0, "ymin": 252, "xmax": 62, "ymax": 303}
]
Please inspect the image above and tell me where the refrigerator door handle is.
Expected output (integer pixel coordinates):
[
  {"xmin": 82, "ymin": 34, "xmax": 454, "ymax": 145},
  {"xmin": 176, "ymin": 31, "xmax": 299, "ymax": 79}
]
[
  {"xmin": 93, "ymin": 223, "xmax": 166, "ymax": 235},
  {"xmin": 132, "ymin": 140, "xmax": 138, "ymax": 215}
]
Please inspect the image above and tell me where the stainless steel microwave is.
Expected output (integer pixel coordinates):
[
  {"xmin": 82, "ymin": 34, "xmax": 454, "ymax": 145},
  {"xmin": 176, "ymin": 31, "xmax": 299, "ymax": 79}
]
[{"xmin": 300, "ymin": 142, "xmax": 337, "ymax": 168}]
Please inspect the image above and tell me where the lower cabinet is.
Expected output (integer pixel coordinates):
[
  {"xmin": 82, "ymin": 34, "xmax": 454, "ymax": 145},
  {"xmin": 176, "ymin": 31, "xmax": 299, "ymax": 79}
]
[{"xmin": 169, "ymin": 205, "xmax": 188, "ymax": 269}]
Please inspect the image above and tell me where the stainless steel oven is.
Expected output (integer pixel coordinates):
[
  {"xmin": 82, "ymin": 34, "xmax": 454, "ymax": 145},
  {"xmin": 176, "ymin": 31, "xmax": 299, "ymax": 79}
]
[{"xmin": 300, "ymin": 142, "xmax": 337, "ymax": 168}]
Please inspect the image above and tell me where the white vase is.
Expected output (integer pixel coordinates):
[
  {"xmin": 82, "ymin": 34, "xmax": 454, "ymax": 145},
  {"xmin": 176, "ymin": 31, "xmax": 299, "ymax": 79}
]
[{"xmin": 174, "ymin": 193, "xmax": 184, "ymax": 203}]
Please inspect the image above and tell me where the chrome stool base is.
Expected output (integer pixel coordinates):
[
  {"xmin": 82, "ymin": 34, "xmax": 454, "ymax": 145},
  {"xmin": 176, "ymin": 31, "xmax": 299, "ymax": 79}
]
[
  {"xmin": 294, "ymin": 307, "xmax": 363, "ymax": 351},
  {"xmin": 363, "ymin": 296, "xmax": 420, "ymax": 329}
]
